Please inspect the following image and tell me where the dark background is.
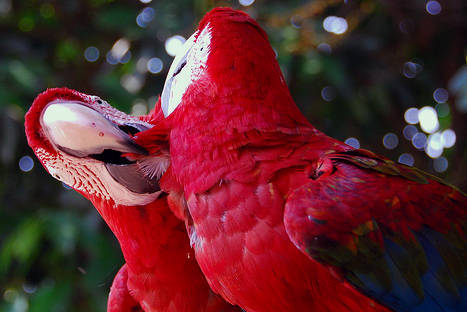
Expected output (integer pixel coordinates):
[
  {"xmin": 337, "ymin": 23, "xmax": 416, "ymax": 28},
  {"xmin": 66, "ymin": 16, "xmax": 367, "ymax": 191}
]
[{"xmin": 1, "ymin": 0, "xmax": 466, "ymax": 311}]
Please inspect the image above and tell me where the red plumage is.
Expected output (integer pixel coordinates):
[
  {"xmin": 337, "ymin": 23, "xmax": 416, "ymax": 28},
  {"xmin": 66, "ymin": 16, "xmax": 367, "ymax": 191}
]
[
  {"xmin": 107, "ymin": 265, "xmax": 140, "ymax": 312},
  {"xmin": 25, "ymin": 88, "xmax": 241, "ymax": 312},
  {"xmin": 133, "ymin": 8, "xmax": 467, "ymax": 312}
]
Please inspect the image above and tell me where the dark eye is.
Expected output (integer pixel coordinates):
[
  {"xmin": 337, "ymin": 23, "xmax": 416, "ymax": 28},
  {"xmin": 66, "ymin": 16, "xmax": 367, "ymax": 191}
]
[
  {"xmin": 90, "ymin": 149, "xmax": 134, "ymax": 165},
  {"xmin": 173, "ymin": 60, "xmax": 187, "ymax": 77},
  {"xmin": 96, "ymin": 99, "xmax": 102, "ymax": 104},
  {"xmin": 118, "ymin": 123, "xmax": 148, "ymax": 136},
  {"xmin": 200, "ymin": 47, "xmax": 204, "ymax": 51}
]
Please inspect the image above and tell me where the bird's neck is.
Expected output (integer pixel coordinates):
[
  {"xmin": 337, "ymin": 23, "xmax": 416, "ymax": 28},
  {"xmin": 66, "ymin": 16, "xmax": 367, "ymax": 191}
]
[
  {"xmin": 91, "ymin": 195, "xmax": 192, "ymax": 275},
  {"xmin": 89, "ymin": 195, "xmax": 231, "ymax": 311}
]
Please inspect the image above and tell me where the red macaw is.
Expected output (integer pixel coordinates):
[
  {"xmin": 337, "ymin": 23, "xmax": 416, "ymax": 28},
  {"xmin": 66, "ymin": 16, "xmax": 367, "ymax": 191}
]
[
  {"xmin": 25, "ymin": 88, "xmax": 241, "ymax": 312},
  {"xmin": 132, "ymin": 8, "xmax": 467, "ymax": 312}
]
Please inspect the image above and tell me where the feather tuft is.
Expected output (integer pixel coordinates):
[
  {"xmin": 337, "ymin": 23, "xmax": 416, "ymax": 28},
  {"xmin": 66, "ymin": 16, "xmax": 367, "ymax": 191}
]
[{"xmin": 137, "ymin": 155, "xmax": 170, "ymax": 180}]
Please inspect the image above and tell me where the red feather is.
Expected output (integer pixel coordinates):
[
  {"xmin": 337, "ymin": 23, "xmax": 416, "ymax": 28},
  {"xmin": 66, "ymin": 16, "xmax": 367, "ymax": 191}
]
[
  {"xmin": 25, "ymin": 88, "xmax": 241, "ymax": 312},
  {"xmin": 134, "ymin": 8, "xmax": 466, "ymax": 312},
  {"xmin": 107, "ymin": 265, "xmax": 142, "ymax": 312}
]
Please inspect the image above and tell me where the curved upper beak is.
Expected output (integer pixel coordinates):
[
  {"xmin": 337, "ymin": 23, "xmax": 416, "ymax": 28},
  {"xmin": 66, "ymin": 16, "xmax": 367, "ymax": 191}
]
[{"xmin": 41, "ymin": 101, "xmax": 148, "ymax": 157}]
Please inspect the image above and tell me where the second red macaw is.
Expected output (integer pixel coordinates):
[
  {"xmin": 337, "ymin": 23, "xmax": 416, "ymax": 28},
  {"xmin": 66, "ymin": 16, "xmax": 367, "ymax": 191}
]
[
  {"xmin": 25, "ymin": 88, "xmax": 241, "ymax": 312},
  {"xmin": 132, "ymin": 8, "xmax": 467, "ymax": 312}
]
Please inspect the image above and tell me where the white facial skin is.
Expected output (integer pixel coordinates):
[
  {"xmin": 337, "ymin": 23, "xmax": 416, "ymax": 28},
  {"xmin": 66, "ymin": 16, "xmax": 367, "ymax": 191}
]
[
  {"xmin": 161, "ymin": 24, "xmax": 212, "ymax": 117},
  {"xmin": 37, "ymin": 96, "xmax": 165, "ymax": 207}
]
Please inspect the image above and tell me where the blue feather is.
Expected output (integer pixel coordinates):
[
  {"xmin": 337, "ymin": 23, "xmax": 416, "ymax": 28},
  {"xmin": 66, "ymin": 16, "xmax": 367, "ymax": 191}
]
[{"xmin": 350, "ymin": 227, "xmax": 466, "ymax": 312}]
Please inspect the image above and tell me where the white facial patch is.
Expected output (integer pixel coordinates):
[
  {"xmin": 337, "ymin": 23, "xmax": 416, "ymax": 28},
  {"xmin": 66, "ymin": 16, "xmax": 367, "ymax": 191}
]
[
  {"xmin": 37, "ymin": 97, "xmax": 163, "ymax": 207},
  {"xmin": 36, "ymin": 147, "xmax": 162, "ymax": 206},
  {"xmin": 161, "ymin": 23, "xmax": 212, "ymax": 117}
]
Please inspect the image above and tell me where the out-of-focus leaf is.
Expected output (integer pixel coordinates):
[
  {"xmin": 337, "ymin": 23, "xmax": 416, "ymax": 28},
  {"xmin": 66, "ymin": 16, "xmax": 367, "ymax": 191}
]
[
  {"xmin": 0, "ymin": 218, "xmax": 43, "ymax": 274},
  {"xmin": 56, "ymin": 40, "xmax": 80, "ymax": 64},
  {"xmin": 8, "ymin": 60, "xmax": 37, "ymax": 90},
  {"xmin": 29, "ymin": 280, "xmax": 72, "ymax": 312},
  {"xmin": 42, "ymin": 211, "xmax": 78, "ymax": 255},
  {"xmin": 95, "ymin": 6, "xmax": 139, "ymax": 32}
]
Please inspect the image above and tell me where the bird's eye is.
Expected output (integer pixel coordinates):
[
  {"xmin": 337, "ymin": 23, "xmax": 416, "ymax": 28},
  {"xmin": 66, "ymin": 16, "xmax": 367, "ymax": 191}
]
[
  {"xmin": 173, "ymin": 60, "xmax": 187, "ymax": 77},
  {"xmin": 90, "ymin": 149, "xmax": 134, "ymax": 165},
  {"xmin": 118, "ymin": 123, "xmax": 149, "ymax": 136}
]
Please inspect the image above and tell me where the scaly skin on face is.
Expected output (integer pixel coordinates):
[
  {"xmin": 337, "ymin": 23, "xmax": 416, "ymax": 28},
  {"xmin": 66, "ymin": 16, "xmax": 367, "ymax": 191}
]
[
  {"xmin": 25, "ymin": 88, "xmax": 241, "ymax": 312},
  {"xmin": 133, "ymin": 8, "xmax": 467, "ymax": 312}
]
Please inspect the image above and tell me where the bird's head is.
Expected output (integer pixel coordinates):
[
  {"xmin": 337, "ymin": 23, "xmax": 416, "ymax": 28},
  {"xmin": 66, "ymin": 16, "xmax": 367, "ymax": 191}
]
[
  {"xmin": 160, "ymin": 8, "xmax": 306, "ymax": 129},
  {"xmin": 25, "ymin": 88, "xmax": 167, "ymax": 207}
]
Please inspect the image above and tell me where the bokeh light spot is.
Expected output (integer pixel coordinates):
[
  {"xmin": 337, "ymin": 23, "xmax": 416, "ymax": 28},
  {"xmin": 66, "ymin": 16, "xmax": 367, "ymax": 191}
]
[
  {"xmin": 383, "ymin": 133, "xmax": 398, "ymax": 149},
  {"xmin": 321, "ymin": 86, "xmax": 336, "ymax": 101},
  {"xmin": 304, "ymin": 58, "xmax": 322, "ymax": 75},
  {"xmin": 40, "ymin": 3, "xmax": 55, "ymax": 19},
  {"xmin": 323, "ymin": 16, "xmax": 348, "ymax": 35},
  {"xmin": 136, "ymin": 14, "xmax": 146, "ymax": 28},
  {"xmin": 141, "ymin": 7, "xmax": 154, "ymax": 22},
  {"xmin": 110, "ymin": 38, "xmax": 130, "ymax": 62},
  {"xmin": 165, "ymin": 35, "xmax": 186, "ymax": 57},
  {"xmin": 136, "ymin": 57, "xmax": 148, "ymax": 73},
  {"xmin": 404, "ymin": 107, "xmax": 419, "ymax": 124},
  {"xmin": 399, "ymin": 20, "xmax": 414, "ymax": 34},
  {"xmin": 418, "ymin": 106, "xmax": 439, "ymax": 133},
  {"xmin": 137, "ymin": 7, "xmax": 155, "ymax": 28},
  {"xmin": 121, "ymin": 74, "xmax": 143, "ymax": 93},
  {"xmin": 290, "ymin": 15, "xmax": 302, "ymax": 29},
  {"xmin": 84, "ymin": 46, "xmax": 99, "ymax": 62},
  {"xmin": 132, "ymin": 100, "xmax": 148, "ymax": 116},
  {"xmin": 426, "ymin": 1, "xmax": 442, "ymax": 15},
  {"xmin": 402, "ymin": 61, "xmax": 422, "ymax": 78},
  {"xmin": 441, "ymin": 129, "xmax": 456, "ymax": 148},
  {"xmin": 344, "ymin": 137, "xmax": 360, "ymax": 149},
  {"xmin": 119, "ymin": 51, "xmax": 131, "ymax": 64},
  {"xmin": 18, "ymin": 16, "xmax": 34, "ymax": 32},
  {"xmin": 433, "ymin": 88, "xmax": 448, "ymax": 103},
  {"xmin": 317, "ymin": 43, "xmax": 332, "ymax": 54},
  {"xmin": 398, "ymin": 153, "xmax": 414, "ymax": 166},
  {"xmin": 19, "ymin": 156, "xmax": 34, "ymax": 172},
  {"xmin": 239, "ymin": 0, "xmax": 255, "ymax": 6},
  {"xmin": 433, "ymin": 156, "xmax": 448, "ymax": 173},
  {"xmin": 403, "ymin": 125, "xmax": 418, "ymax": 140},
  {"xmin": 426, "ymin": 132, "xmax": 443, "ymax": 158},
  {"xmin": 147, "ymin": 57, "xmax": 163, "ymax": 74},
  {"xmin": 22, "ymin": 283, "xmax": 37, "ymax": 295},
  {"xmin": 3, "ymin": 288, "xmax": 18, "ymax": 302},
  {"xmin": 106, "ymin": 51, "xmax": 118, "ymax": 65},
  {"xmin": 411, "ymin": 132, "xmax": 427, "ymax": 149}
]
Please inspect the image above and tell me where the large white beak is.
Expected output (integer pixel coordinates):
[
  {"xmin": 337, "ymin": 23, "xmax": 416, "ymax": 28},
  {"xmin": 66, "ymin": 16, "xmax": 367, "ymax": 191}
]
[
  {"xmin": 41, "ymin": 101, "xmax": 147, "ymax": 157},
  {"xmin": 160, "ymin": 32, "xmax": 198, "ymax": 117}
]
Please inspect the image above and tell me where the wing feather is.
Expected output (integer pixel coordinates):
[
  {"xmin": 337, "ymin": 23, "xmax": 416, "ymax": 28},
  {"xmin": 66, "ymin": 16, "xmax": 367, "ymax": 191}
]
[{"xmin": 284, "ymin": 150, "xmax": 467, "ymax": 312}]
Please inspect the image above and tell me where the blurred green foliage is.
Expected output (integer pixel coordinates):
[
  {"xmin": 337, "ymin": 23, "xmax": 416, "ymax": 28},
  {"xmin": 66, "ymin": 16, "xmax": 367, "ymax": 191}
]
[{"xmin": 0, "ymin": 0, "xmax": 466, "ymax": 311}]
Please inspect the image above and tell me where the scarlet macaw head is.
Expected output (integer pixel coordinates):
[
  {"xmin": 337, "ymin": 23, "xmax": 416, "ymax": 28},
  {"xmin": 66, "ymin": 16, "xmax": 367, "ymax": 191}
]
[
  {"xmin": 25, "ymin": 88, "xmax": 166, "ymax": 207},
  {"xmin": 160, "ymin": 8, "xmax": 294, "ymax": 120}
]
